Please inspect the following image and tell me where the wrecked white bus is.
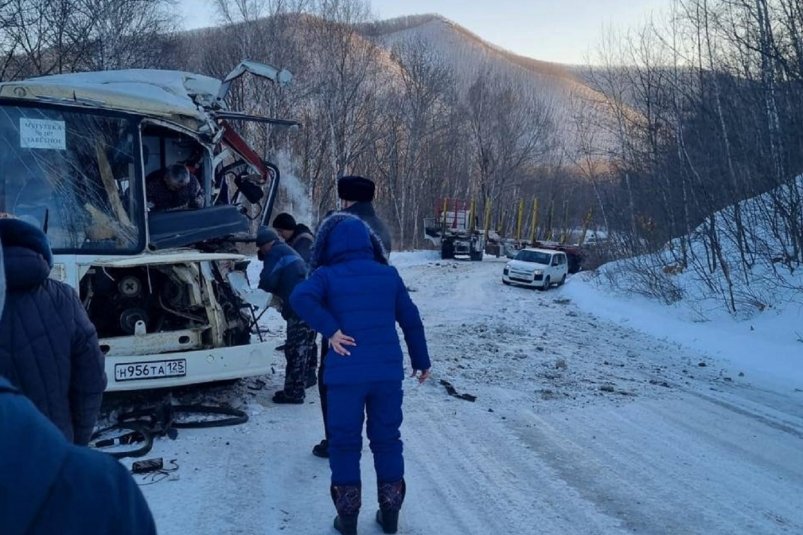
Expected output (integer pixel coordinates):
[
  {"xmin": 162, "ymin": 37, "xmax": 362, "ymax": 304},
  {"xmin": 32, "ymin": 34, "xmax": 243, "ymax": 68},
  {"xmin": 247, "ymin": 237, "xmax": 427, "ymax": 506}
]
[{"xmin": 0, "ymin": 61, "xmax": 295, "ymax": 391}]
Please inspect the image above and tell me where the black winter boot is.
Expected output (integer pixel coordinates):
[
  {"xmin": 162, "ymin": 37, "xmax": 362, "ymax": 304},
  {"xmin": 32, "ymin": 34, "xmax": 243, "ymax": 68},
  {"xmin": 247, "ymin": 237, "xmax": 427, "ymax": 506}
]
[
  {"xmin": 272, "ymin": 390, "xmax": 304, "ymax": 404},
  {"xmin": 375, "ymin": 479, "xmax": 405, "ymax": 534},
  {"xmin": 334, "ymin": 515, "xmax": 358, "ymax": 535},
  {"xmin": 331, "ymin": 484, "xmax": 361, "ymax": 535},
  {"xmin": 312, "ymin": 439, "xmax": 329, "ymax": 458}
]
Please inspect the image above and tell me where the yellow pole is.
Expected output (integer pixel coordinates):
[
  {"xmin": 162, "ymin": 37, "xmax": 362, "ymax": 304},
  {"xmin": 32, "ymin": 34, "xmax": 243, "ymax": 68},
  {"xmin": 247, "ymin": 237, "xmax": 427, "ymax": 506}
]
[
  {"xmin": 530, "ymin": 198, "xmax": 539, "ymax": 244},
  {"xmin": 483, "ymin": 199, "xmax": 492, "ymax": 236},
  {"xmin": 516, "ymin": 199, "xmax": 524, "ymax": 241},
  {"xmin": 441, "ymin": 197, "xmax": 448, "ymax": 232}
]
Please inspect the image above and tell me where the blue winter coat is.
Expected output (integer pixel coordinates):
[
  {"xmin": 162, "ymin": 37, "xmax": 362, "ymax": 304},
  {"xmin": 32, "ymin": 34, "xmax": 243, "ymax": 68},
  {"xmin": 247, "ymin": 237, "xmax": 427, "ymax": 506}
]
[
  {"xmin": 290, "ymin": 213, "xmax": 430, "ymax": 385},
  {"xmin": 0, "ymin": 377, "xmax": 156, "ymax": 535},
  {"xmin": 258, "ymin": 241, "xmax": 307, "ymax": 320},
  {"xmin": 0, "ymin": 218, "xmax": 106, "ymax": 445}
]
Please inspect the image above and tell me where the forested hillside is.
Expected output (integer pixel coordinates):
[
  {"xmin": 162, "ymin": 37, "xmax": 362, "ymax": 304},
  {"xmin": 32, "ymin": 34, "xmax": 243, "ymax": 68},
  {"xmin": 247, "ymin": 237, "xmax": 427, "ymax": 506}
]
[{"xmin": 2, "ymin": 0, "xmax": 801, "ymax": 312}]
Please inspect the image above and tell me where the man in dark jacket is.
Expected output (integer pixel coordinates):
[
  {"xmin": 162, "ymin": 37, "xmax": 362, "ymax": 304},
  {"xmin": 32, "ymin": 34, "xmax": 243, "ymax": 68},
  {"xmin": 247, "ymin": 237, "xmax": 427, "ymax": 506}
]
[
  {"xmin": 272, "ymin": 212, "xmax": 318, "ymax": 388},
  {"xmin": 146, "ymin": 163, "xmax": 204, "ymax": 211},
  {"xmin": 0, "ymin": 217, "xmax": 106, "ymax": 445},
  {"xmin": 0, "ymin": 377, "xmax": 156, "ymax": 535},
  {"xmin": 256, "ymin": 226, "xmax": 316, "ymax": 404},
  {"xmin": 338, "ymin": 175, "xmax": 392, "ymax": 254},
  {"xmin": 272, "ymin": 212, "xmax": 315, "ymax": 266}
]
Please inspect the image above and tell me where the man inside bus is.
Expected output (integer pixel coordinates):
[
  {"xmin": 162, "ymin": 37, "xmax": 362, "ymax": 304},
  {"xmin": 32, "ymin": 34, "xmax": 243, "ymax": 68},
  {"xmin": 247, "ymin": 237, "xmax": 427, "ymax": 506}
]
[{"xmin": 146, "ymin": 163, "xmax": 204, "ymax": 212}]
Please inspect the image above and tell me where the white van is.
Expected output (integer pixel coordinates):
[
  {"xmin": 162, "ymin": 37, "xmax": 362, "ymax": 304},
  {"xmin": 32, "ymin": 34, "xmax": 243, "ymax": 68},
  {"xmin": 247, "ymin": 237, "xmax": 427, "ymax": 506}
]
[{"xmin": 502, "ymin": 248, "xmax": 568, "ymax": 290}]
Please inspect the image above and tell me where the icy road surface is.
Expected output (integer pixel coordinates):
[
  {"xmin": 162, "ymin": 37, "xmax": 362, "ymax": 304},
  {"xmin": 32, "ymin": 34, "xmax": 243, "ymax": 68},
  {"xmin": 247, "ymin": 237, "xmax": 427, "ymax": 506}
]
[{"xmin": 127, "ymin": 254, "xmax": 803, "ymax": 534}]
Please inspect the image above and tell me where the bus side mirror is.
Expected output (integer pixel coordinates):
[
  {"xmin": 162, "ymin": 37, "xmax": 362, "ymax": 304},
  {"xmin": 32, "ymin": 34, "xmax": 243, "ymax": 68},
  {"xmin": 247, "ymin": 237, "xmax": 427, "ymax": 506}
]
[{"xmin": 234, "ymin": 175, "xmax": 264, "ymax": 204}]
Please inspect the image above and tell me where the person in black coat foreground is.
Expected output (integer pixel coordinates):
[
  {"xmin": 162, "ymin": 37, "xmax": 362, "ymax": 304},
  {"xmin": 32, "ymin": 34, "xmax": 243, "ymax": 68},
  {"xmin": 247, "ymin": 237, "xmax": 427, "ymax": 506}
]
[
  {"xmin": 0, "ymin": 231, "xmax": 154, "ymax": 534},
  {"xmin": 0, "ymin": 217, "xmax": 106, "ymax": 445}
]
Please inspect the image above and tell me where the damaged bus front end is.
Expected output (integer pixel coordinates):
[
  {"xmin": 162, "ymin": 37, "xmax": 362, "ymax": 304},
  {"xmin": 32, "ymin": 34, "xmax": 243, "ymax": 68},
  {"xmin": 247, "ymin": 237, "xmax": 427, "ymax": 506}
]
[{"xmin": 0, "ymin": 62, "xmax": 295, "ymax": 391}]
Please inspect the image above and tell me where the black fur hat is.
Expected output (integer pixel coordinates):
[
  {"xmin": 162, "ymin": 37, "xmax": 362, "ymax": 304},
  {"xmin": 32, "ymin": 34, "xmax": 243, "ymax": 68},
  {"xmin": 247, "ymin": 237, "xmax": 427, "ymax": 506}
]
[{"xmin": 337, "ymin": 175, "xmax": 375, "ymax": 203}]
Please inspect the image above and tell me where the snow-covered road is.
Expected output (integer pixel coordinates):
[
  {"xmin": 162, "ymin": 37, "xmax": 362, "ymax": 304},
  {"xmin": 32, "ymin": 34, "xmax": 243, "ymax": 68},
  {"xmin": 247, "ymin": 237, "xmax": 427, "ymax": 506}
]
[{"xmin": 129, "ymin": 254, "xmax": 803, "ymax": 534}]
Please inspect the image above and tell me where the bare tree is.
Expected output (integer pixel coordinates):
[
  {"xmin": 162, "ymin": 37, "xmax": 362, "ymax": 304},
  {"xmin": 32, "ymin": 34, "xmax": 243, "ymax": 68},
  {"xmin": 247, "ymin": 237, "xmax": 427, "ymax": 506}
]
[
  {"xmin": 0, "ymin": 0, "xmax": 178, "ymax": 78},
  {"xmin": 369, "ymin": 39, "xmax": 458, "ymax": 247},
  {"xmin": 83, "ymin": 0, "xmax": 178, "ymax": 70},
  {"xmin": 302, "ymin": 0, "xmax": 386, "ymax": 218},
  {"xmin": 465, "ymin": 69, "xmax": 555, "ymax": 227}
]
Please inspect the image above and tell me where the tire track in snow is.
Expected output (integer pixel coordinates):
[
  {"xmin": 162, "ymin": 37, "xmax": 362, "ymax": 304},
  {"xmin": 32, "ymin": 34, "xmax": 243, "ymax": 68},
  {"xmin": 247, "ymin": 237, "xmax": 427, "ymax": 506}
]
[
  {"xmin": 400, "ymin": 388, "xmax": 628, "ymax": 534},
  {"xmin": 510, "ymin": 394, "xmax": 803, "ymax": 534}
]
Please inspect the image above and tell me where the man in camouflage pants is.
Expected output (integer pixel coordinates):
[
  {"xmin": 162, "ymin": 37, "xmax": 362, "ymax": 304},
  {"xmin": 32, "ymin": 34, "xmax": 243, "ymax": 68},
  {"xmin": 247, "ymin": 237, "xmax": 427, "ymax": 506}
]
[
  {"xmin": 283, "ymin": 316, "xmax": 317, "ymax": 397},
  {"xmin": 256, "ymin": 227, "xmax": 314, "ymax": 403}
]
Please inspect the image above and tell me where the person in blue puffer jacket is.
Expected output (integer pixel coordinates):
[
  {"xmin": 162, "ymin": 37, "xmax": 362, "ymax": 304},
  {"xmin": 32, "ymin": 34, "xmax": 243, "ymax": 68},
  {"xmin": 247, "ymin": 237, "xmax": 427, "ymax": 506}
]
[{"xmin": 290, "ymin": 213, "xmax": 431, "ymax": 535}]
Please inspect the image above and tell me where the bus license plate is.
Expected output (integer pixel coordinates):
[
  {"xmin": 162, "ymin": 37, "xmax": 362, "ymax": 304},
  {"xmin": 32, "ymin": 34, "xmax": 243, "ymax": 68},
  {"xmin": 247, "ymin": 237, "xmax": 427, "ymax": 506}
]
[{"xmin": 114, "ymin": 359, "xmax": 187, "ymax": 382}]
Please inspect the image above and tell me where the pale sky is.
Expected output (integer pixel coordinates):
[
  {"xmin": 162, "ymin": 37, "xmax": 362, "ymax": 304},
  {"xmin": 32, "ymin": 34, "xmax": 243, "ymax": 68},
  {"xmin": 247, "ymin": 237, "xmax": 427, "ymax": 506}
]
[{"xmin": 179, "ymin": 0, "xmax": 670, "ymax": 65}]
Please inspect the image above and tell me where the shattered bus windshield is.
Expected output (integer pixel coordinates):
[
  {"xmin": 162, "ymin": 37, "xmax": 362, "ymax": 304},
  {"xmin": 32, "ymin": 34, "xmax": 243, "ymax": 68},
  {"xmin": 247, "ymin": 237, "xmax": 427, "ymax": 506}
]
[{"xmin": 0, "ymin": 104, "xmax": 143, "ymax": 253}]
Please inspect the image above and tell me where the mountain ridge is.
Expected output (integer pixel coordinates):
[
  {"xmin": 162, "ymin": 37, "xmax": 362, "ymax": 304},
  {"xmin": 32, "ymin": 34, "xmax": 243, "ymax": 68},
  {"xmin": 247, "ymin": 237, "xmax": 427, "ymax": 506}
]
[{"xmin": 360, "ymin": 13, "xmax": 613, "ymax": 156}]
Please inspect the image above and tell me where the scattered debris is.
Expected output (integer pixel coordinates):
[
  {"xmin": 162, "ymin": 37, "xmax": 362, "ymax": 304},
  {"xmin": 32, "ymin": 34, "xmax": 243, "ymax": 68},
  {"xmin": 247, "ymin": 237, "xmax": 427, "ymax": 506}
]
[
  {"xmin": 698, "ymin": 362, "xmax": 708, "ymax": 367},
  {"xmin": 247, "ymin": 379, "xmax": 266, "ymax": 391},
  {"xmin": 133, "ymin": 458, "xmax": 180, "ymax": 486},
  {"xmin": 439, "ymin": 379, "xmax": 477, "ymax": 402},
  {"xmin": 738, "ymin": 372, "xmax": 745, "ymax": 377},
  {"xmin": 553, "ymin": 298, "xmax": 571, "ymax": 305},
  {"xmin": 599, "ymin": 384, "xmax": 616, "ymax": 393},
  {"xmin": 649, "ymin": 379, "xmax": 671, "ymax": 388},
  {"xmin": 132, "ymin": 457, "xmax": 165, "ymax": 474},
  {"xmin": 91, "ymin": 402, "xmax": 248, "ymax": 459},
  {"xmin": 555, "ymin": 358, "xmax": 568, "ymax": 370}
]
